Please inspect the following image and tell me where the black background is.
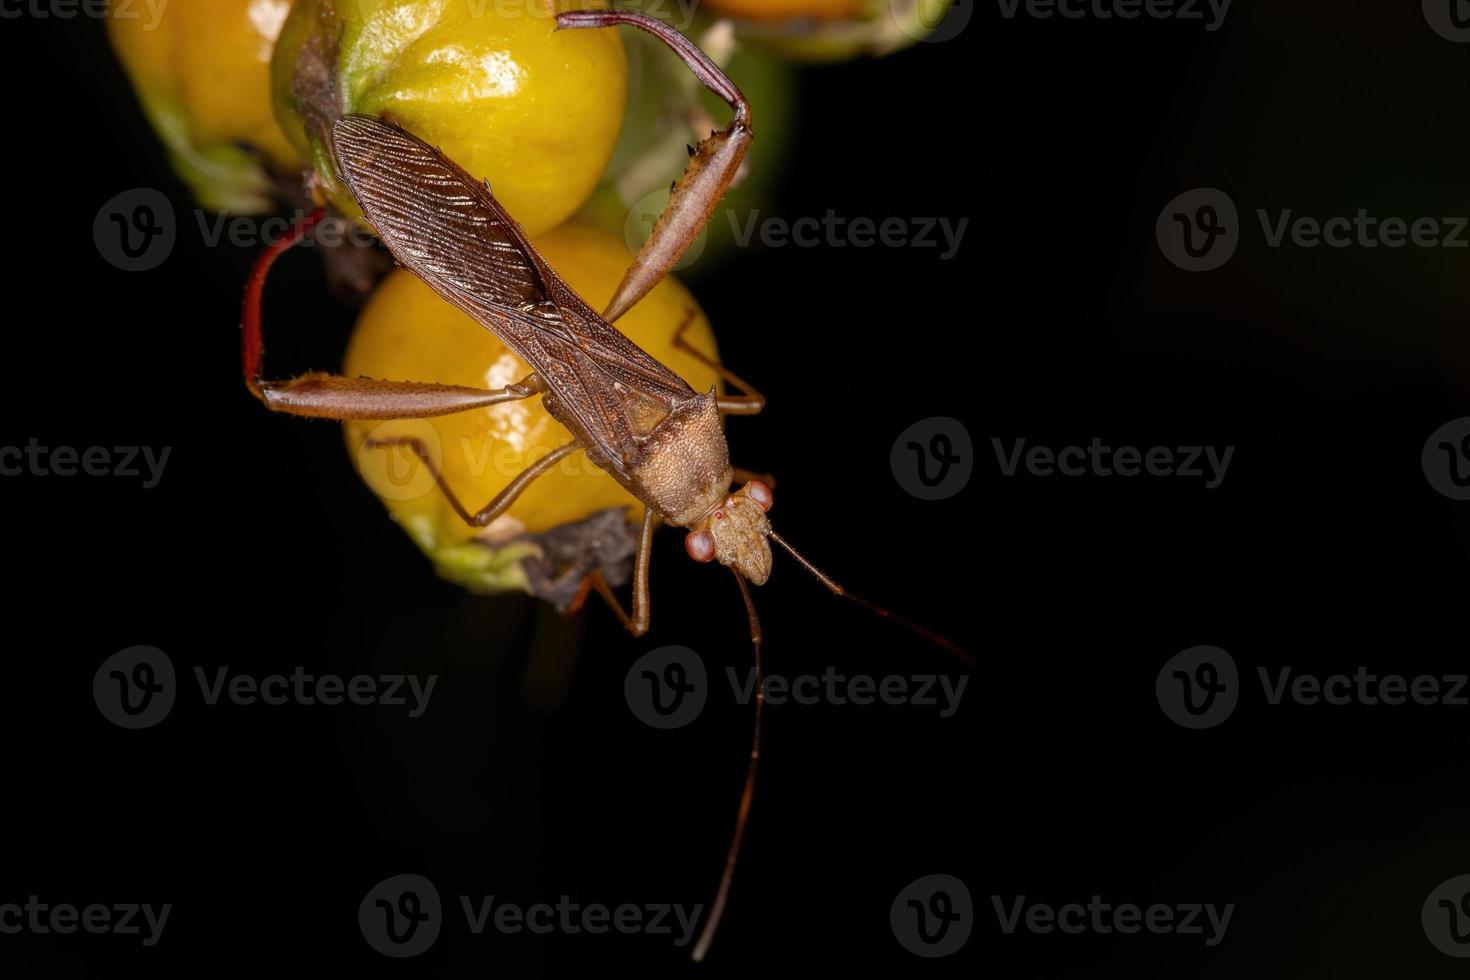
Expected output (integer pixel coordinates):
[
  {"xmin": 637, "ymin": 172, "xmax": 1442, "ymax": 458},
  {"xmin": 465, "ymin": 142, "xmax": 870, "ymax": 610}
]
[{"xmin": 3, "ymin": 0, "xmax": 1470, "ymax": 976}]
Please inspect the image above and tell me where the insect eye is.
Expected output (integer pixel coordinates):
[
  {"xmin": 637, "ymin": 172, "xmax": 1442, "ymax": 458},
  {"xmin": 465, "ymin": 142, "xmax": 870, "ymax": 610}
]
[
  {"xmin": 685, "ymin": 530, "xmax": 716, "ymax": 563},
  {"xmin": 744, "ymin": 480, "xmax": 773, "ymax": 512}
]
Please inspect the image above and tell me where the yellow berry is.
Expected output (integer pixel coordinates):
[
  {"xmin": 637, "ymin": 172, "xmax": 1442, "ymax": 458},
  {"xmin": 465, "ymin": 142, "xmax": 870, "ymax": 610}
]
[
  {"xmin": 274, "ymin": 0, "xmax": 628, "ymax": 236},
  {"xmin": 342, "ymin": 221, "xmax": 721, "ymax": 594}
]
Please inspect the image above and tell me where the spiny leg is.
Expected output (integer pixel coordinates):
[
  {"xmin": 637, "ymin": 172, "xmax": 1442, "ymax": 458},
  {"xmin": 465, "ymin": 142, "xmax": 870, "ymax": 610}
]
[
  {"xmin": 672, "ymin": 311, "xmax": 766, "ymax": 416},
  {"xmin": 242, "ymin": 205, "xmax": 546, "ymax": 420},
  {"xmin": 565, "ymin": 507, "xmax": 656, "ymax": 636},
  {"xmin": 556, "ymin": 10, "xmax": 753, "ymax": 324},
  {"xmin": 363, "ymin": 437, "xmax": 580, "ymax": 528}
]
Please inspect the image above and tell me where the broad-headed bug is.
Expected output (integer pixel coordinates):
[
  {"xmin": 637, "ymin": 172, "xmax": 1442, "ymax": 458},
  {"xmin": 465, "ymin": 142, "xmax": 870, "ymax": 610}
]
[{"xmin": 241, "ymin": 10, "xmax": 968, "ymax": 960}]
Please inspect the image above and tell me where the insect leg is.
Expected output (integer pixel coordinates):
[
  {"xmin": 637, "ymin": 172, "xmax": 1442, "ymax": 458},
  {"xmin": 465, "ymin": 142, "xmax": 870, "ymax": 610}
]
[
  {"xmin": 565, "ymin": 507, "xmax": 655, "ymax": 636},
  {"xmin": 361, "ymin": 438, "xmax": 580, "ymax": 528},
  {"xmin": 242, "ymin": 206, "xmax": 545, "ymax": 420},
  {"xmin": 556, "ymin": 10, "xmax": 753, "ymax": 323},
  {"xmin": 673, "ymin": 311, "xmax": 766, "ymax": 415}
]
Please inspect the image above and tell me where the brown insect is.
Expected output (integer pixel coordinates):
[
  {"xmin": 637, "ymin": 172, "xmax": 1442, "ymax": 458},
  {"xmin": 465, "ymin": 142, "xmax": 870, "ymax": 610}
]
[{"xmin": 241, "ymin": 10, "xmax": 967, "ymax": 960}]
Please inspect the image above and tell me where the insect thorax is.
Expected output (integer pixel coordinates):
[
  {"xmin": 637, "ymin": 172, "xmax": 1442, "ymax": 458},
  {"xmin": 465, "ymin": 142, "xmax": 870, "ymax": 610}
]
[{"xmin": 629, "ymin": 391, "xmax": 732, "ymax": 527}]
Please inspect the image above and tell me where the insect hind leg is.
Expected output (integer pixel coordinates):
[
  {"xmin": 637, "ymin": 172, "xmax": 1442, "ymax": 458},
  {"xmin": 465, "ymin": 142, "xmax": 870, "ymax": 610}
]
[
  {"xmin": 673, "ymin": 310, "xmax": 765, "ymax": 416},
  {"xmin": 242, "ymin": 206, "xmax": 549, "ymax": 420}
]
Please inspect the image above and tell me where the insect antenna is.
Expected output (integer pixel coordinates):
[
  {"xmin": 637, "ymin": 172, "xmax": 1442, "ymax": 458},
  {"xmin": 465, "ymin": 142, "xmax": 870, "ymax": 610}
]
[
  {"xmin": 768, "ymin": 531, "xmax": 974, "ymax": 667},
  {"xmin": 691, "ymin": 569, "xmax": 764, "ymax": 962}
]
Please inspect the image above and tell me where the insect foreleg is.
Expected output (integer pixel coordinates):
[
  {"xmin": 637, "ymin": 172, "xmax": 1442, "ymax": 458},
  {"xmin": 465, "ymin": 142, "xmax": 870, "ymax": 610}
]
[
  {"xmin": 362, "ymin": 437, "xmax": 579, "ymax": 528},
  {"xmin": 565, "ymin": 507, "xmax": 655, "ymax": 636}
]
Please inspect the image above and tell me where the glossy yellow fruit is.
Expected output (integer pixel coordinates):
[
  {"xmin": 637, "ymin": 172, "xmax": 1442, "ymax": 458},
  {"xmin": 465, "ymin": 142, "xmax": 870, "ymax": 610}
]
[
  {"xmin": 343, "ymin": 221, "xmax": 721, "ymax": 593},
  {"xmin": 108, "ymin": 0, "xmax": 303, "ymax": 211},
  {"xmin": 273, "ymin": 0, "xmax": 628, "ymax": 237}
]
